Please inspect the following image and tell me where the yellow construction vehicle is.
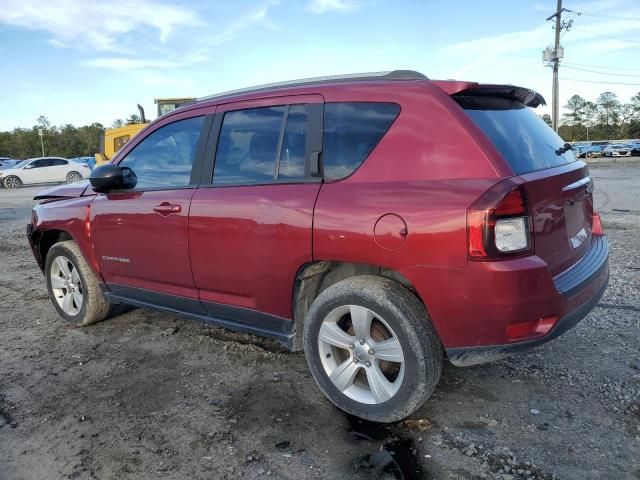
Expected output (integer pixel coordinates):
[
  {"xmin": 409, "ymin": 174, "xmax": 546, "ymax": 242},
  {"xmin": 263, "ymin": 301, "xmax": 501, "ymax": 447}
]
[{"xmin": 95, "ymin": 98, "xmax": 194, "ymax": 165}]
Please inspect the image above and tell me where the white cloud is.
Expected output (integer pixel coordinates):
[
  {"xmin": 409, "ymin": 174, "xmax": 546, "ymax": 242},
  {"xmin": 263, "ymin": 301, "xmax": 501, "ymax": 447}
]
[
  {"xmin": 0, "ymin": 0, "xmax": 201, "ymax": 53},
  {"xmin": 206, "ymin": 1, "xmax": 280, "ymax": 47},
  {"xmin": 308, "ymin": 0, "xmax": 361, "ymax": 14}
]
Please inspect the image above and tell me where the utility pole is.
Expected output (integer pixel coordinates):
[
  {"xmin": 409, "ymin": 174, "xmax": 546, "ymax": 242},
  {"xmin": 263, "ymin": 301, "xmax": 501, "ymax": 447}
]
[
  {"xmin": 544, "ymin": 1, "xmax": 574, "ymax": 133},
  {"xmin": 38, "ymin": 129, "xmax": 45, "ymax": 156},
  {"xmin": 551, "ymin": 0, "xmax": 561, "ymax": 132}
]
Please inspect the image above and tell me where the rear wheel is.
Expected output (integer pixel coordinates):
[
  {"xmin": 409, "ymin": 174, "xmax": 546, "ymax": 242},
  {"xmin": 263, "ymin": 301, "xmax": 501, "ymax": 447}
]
[
  {"xmin": 66, "ymin": 171, "xmax": 82, "ymax": 184},
  {"xmin": 303, "ymin": 275, "xmax": 443, "ymax": 422},
  {"xmin": 4, "ymin": 176, "xmax": 22, "ymax": 189},
  {"xmin": 45, "ymin": 240, "xmax": 111, "ymax": 326}
]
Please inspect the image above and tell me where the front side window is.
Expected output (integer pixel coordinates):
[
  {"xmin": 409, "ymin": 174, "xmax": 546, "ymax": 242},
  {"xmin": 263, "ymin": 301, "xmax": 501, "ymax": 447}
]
[
  {"xmin": 119, "ymin": 116, "xmax": 204, "ymax": 190},
  {"xmin": 323, "ymin": 102, "xmax": 400, "ymax": 181}
]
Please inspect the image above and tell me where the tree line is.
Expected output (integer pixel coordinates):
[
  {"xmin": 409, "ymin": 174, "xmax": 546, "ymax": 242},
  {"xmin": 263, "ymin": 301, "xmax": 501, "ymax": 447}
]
[
  {"xmin": 0, "ymin": 114, "xmax": 140, "ymax": 160},
  {"xmin": 555, "ymin": 91, "xmax": 640, "ymax": 142}
]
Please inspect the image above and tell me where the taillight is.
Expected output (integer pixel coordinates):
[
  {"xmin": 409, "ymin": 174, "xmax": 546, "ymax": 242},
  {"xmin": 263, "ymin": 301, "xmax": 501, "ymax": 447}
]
[{"xmin": 467, "ymin": 179, "xmax": 532, "ymax": 260}]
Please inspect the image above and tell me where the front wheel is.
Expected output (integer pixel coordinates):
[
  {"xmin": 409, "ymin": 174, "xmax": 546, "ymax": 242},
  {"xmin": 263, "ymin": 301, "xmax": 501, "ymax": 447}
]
[
  {"xmin": 45, "ymin": 240, "xmax": 111, "ymax": 326},
  {"xmin": 66, "ymin": 171, "xmax": 82, "ymax": 184},
  {"xmin": 4, "ymin": 176, "xmax": 22, "ymax": 189},
  {"xmin": 303, "ymin": 275, "xmax": 443, "ymax": 423}
]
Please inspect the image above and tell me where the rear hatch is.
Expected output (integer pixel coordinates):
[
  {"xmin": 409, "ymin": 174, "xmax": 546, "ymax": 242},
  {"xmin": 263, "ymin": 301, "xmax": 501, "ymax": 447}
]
[{"xmin": 454, "ymin": 91, "xmax": 593, "ymax": 275}]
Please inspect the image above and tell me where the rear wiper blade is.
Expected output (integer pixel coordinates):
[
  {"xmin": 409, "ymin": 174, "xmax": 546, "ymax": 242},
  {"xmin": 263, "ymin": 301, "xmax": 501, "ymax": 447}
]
[{"xmin": 556, "ymin": 142, "xmax": 573, "ymax": 156}]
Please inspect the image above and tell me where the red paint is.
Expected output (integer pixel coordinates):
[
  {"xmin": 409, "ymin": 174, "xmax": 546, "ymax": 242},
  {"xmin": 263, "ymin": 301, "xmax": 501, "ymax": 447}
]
[{"xmin": 28, "ymin": 75, "xmax": 608, "ymax": 353}]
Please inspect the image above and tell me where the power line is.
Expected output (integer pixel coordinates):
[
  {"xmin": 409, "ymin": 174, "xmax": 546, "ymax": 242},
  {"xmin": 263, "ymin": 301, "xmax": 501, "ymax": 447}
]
[
  {"xmin": 562, "ymin": 65, "xmax": 640, "ymax": 78},
  {"xmin": 563, "ymin": 61, "xmax": 640, "ymax": 72},
  {"xmin": 574, "ymin": 11, "xmax": 640, "ymax": 22},
  {"xmin": 571, "ymin": 27, "xmax": 640, "ymax": 46},
  {"xmin": 559, "ymin": 77, "xmax": 640, "ymax": 86}
]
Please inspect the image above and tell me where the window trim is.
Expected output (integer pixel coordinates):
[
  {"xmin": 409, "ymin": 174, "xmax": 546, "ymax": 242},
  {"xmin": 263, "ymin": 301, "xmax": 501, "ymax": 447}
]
[
  {"xmin": 200, "ymin": 101, "xmax": 324, "ymax": 188},
  {"xmin": 109, "ymin": 114, "xmax": 210, "ymax": 193}
]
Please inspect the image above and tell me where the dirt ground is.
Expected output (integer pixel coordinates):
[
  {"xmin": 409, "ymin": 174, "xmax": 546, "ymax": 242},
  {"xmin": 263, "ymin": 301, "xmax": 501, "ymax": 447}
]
[{"xmin": 1, "ymin": 162, "xmax": 639, "ymax": 480}]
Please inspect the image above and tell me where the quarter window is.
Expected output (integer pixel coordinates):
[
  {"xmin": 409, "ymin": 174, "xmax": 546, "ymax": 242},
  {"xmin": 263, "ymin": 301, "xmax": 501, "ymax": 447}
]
[
  {"xmin": 119, "ymin": 116, "xmax": 204, "ymax": 190},
  {"xmin": 323, "ymin": 102, "xmax": 400, "ymax": 181}
]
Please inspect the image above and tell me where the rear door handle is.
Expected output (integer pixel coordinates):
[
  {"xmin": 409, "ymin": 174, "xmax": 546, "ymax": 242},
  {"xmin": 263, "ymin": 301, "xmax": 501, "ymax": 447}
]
[{"xmin": 153, "ymin": 202, "xmax": 181, "ymax": 215}]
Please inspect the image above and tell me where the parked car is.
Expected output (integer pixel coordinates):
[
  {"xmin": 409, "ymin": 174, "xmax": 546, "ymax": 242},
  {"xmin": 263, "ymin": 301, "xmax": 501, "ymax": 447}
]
[
  {"xmin": 0, "ymin": 157, "xmax": 90, "ymax": 188},
  {"xmin": 0, "ymin": 157, "xmax": 20, "ymax": 169},
  {"xmin": 603, "ymin": 144, "xmax": 632, "ymax": 157},
  {"xmin": 72, "ymin": 156, "xmax": 97, "ymax": 170},
  {"xmin": 577, "ymin": 145, "xmax": 605, "ymax": 158},
  {"xmin": 27, "ymin": 71, "xmax": 608, "ymax": 422},
  {"xmin": 629, "ymin": 142, "xmax": 640, "ymax": 156}
]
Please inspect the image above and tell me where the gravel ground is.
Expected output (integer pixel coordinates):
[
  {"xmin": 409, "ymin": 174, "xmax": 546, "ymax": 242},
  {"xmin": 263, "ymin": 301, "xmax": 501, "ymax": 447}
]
[{"xmin": 0, "ymin": 162, "xmax": 639, "ymax": 480}]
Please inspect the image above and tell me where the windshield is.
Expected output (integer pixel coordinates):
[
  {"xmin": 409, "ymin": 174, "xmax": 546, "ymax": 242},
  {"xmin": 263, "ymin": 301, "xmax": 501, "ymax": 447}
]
[
  {"xmin": 12, "ymin": 160, "xmax": 29, "ymax": 169},
  {"xmin": 456, "ymin": 96, "xmax": 577, "ymax": 175}
]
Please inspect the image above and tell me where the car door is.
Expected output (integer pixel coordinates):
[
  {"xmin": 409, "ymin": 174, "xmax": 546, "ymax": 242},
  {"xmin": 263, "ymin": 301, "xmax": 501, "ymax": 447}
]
[
  {"xmin": 22, "ymin": 159, "xmax": 52, "ymax": 184},
  {"xmin": 49, "ymin": 159, "xmax": 69, "ymax": 181},
  {"xmin": 189, "ymin": 95, "xmax": 323, "ymax": 335},
  {"xmin": 90, "ymin": 112, "xmax": 212, "ymax": 310}
]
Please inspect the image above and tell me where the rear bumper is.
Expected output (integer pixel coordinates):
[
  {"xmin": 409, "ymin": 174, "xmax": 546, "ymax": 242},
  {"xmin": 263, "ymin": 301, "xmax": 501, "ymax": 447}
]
[{"xmin": 445, "ymin": 235, "xmax": 609, "ymax": 366}]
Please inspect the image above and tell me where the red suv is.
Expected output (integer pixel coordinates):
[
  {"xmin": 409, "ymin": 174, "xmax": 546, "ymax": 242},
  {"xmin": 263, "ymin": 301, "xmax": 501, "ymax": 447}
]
[{"xmin": 27, "ymin": 71, "xmax": 609, "ymax": 422}]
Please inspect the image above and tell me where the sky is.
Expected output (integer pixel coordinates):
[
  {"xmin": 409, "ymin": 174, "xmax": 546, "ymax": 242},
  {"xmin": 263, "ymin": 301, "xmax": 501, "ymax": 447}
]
[{"xmin": 0, "ymin": 0, "xmax": 639, "ymax": 131}]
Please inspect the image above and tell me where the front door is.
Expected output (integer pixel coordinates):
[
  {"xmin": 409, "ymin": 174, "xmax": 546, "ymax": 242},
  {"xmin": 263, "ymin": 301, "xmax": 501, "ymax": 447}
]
[
  {"xmin": 189, "ymin": 96, "xmax": 323, "ymax": 333},
  {"xmin": 23, "ymin": 158, "xmax": 53, "ymax": 184},
  {"xmin": 91, "ymin": 114, "xmax": 210, "ymax": 310}
]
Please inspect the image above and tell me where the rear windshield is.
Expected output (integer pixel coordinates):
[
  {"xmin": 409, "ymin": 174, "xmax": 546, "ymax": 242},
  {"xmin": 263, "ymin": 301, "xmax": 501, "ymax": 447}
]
[{"xmin": 456, "ymin": 96, "xmax": 576, "ymax": 174}]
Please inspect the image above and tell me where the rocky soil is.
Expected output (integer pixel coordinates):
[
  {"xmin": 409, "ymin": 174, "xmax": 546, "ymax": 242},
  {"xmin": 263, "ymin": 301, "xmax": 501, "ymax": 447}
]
[{"xmin": 1, "ymin": 162, "xmax": 638, "ymax": 479}]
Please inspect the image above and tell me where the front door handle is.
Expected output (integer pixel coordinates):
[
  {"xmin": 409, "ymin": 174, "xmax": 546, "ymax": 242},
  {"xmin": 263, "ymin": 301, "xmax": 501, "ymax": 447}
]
[{"xmin": 153, "ymin": 202, "xmax": 181, "ymax": 215}]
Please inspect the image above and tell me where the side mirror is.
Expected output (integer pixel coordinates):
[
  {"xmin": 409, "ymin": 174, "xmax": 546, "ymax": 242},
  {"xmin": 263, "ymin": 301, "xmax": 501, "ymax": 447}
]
[
  {"xmin": 90, "ymin": 164, "xmax": 137, "ymax": 193},
  {"xmin": 24, "ymin": 164, "xmax": 33, "ymax": 169}
]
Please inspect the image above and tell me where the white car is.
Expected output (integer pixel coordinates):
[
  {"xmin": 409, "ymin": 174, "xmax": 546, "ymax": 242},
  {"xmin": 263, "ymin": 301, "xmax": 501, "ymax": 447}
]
[
  {"xmin": 0, "ymin": 157, "xmax": 90, "ymax": 189},
  {"xmin": 602, "ymin": 144, "xmax": 631, "ymax": 157}
]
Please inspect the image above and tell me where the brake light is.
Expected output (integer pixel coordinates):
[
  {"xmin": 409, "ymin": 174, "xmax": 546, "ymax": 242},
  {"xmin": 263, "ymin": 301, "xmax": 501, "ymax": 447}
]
[{"xmin": 467, "ymin": 179, "xmax": 532, "ymax": 260}]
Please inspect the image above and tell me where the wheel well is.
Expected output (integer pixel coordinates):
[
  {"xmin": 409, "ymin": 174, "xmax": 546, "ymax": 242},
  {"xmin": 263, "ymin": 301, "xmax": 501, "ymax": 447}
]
[
  {"xmin": 290, "ymin": 261, "xmax": 419, "ymax": 351},
  {"xmin": 35, "ymin": 230, "xmax": 73, "ymax": 270}
]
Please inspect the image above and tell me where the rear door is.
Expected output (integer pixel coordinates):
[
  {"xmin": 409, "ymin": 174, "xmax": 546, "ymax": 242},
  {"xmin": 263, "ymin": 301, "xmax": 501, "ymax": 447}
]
[
  {"xmin": 50, "ymin": 159, "xmax": 69, "ymax": 181},
  {"xmin": 189, "ymin": 95, "xmax": 323, "ymax": 328},
  {"xmin": 458, "ymin": 96, "xmax": 593, "ymax": 274},
  {"xmin": 91, "ymin": 113, "xmax": 211, "ymax": 309}
]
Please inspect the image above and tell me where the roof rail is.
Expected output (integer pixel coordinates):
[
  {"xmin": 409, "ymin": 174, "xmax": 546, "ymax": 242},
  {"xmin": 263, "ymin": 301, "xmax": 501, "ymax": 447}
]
[{"xmin": 197, "ymin": 70, "xmax": 428, "ymax": 103}]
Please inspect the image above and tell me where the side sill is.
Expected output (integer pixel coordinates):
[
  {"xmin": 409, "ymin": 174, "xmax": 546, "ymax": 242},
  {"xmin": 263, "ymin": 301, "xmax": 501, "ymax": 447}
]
[{"xmin": 103, "ymin": 290, "xmax": 294, "ymax": 350}]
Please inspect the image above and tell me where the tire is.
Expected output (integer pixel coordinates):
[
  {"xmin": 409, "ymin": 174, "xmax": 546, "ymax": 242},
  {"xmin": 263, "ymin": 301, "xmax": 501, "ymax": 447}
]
[
  {"xmin": 4, "ymin": 175, "xmax": 22, "ymax": 189},
  {"xmin": 303, "ymin": 275, "xmax": 443, "ymax": 423},
  {"xmin": 66, "ymin": 171, "xmax": 82, "ymax": 184},
  {"xmin": 45, "ymin": 240, "xmax": 111, "ymax": 326}
]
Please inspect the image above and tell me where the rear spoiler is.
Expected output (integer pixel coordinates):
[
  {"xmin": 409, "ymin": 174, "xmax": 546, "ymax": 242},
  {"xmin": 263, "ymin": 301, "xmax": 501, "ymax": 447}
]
[{"xmin": 433, "ymin": 81, "xmax": 546, "ymax": 108}]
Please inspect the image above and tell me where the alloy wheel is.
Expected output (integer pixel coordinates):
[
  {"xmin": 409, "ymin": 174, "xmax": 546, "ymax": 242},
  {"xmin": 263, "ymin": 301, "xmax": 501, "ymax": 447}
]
[
  {"xmin": 49, "ymin": 255, "xmax": 83, "ymax": 316},
  {"xmin": 317, "ymin": 304, "xmax": 405, "ymax": 405}
]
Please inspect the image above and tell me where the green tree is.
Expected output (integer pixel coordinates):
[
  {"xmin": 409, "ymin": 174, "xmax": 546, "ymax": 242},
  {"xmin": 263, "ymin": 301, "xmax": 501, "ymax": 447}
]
[
  {"xmin": 562, "ymin": 95, "xmax": 587, "ymax": 141},
  {"xmin": 111, "ymin": 119, "xmax": 124, "ymax": 128},
  {"xmin": 126, "ymin": 114, "xmax": 141, "ymax": 124},
  {"xmin": 541, "ymin": 113, "xmax": 552, "ymax": 126}
]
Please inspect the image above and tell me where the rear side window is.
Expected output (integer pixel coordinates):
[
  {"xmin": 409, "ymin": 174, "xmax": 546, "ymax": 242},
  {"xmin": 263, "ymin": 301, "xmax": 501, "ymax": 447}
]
[
  {"xmin": 323, "ymin": 102, "xmax": 400, "ymax": 181},
  {"xmin": 456, "ymin": 96, "xmax": 576, "ymax": 174},
  {"xmin": 51, "ymin": 159, "xmax": 67, "ymax": 166},
  {"xmin": 213, "ymin": 105, "xmax": 310, "ymax": 185}
]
